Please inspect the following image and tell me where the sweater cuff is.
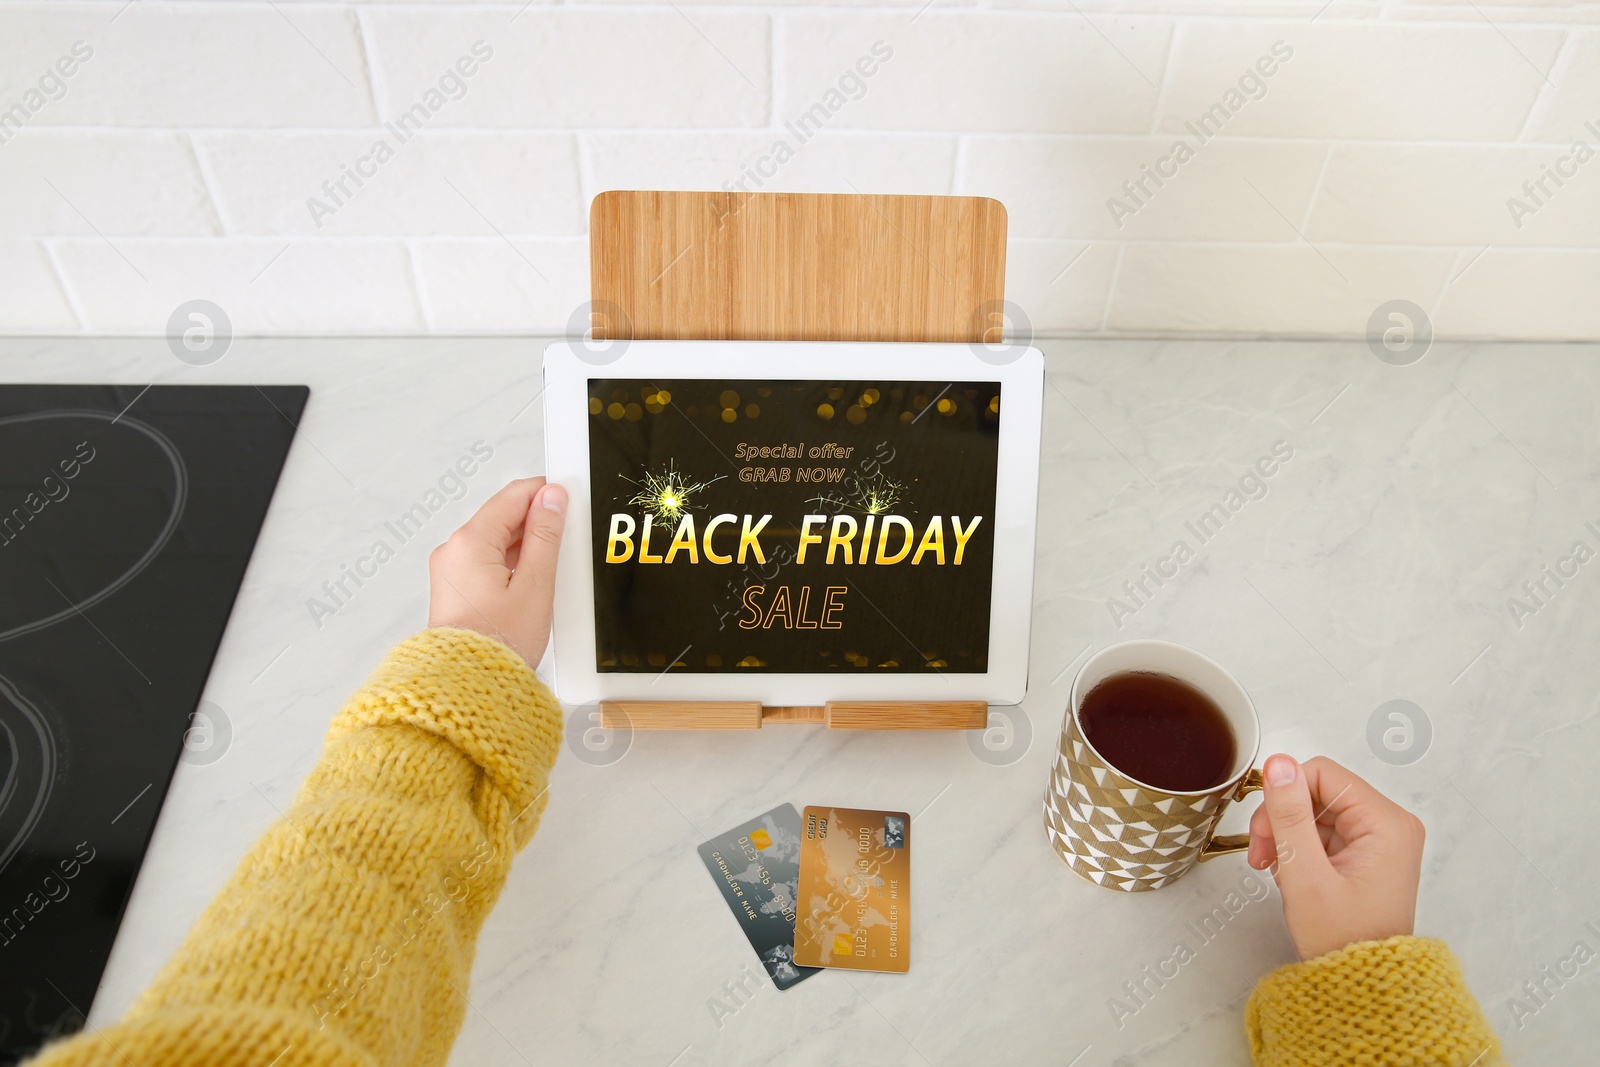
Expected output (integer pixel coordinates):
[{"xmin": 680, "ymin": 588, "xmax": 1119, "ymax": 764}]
[
  {"xmin": 326, "ymin": 627, "xmax": 563, "ymax": 820},
  {"xmin": 1246, "ymin": 935, "xmax": 1502, "ymax": 1067}
]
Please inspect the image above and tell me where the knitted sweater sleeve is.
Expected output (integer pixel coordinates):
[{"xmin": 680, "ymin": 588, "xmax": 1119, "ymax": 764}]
[
  {"xmin": 1246, "ymin": 935, "xmax": 1506, "ymax": 1067},
  {"xmin": 27, "ymin": 627, "xmax": 562, "ymax": 1067}
]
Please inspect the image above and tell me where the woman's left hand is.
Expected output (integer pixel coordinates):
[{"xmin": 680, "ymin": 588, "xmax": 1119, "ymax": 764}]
[{"xmin": 427, "ymin": 477, "xmax": 567, "ymax": 666}]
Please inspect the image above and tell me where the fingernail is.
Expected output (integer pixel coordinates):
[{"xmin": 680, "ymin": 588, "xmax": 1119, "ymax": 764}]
[
  {"xmin": 542, "ymin": 484, "xmax": 567, "ymax": 514},
  {"xmin": 1266, "ymin": 754, "xmax": 1298, "ymax": 787}
]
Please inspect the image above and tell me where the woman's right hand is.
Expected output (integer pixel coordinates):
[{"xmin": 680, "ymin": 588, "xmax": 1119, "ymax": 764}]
[{"xmin": 1246, "ymin": 754, "xmax": 1426, "ymax": 961}]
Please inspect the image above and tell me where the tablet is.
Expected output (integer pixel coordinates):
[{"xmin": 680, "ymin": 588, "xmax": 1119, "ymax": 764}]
[{"xmin": 542, "ymin": 340, "xmax": 1042, "ymax": 707}]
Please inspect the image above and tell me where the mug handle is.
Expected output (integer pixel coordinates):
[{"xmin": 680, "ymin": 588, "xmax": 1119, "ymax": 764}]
[{"xmin": 1197, "ymin": 768, "xmax": 1265, "ymax": 862}]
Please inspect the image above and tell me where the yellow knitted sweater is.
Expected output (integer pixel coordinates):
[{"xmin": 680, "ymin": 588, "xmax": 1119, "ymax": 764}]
[
  {"xmin": 26, "ymin": 628, "xmax": 1501, "ymax": 1066},
  {"xmin": 1246, "ymin": 935, "xmax": 1506, "ymax": 1066},
  {"xmin": 28, "ymin": 628, "xmax": 562, "ymax": 1067}
]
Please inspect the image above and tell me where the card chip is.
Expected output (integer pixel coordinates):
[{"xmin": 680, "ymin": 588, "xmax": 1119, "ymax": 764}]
[
  {"xmin": 832, "ymin": 933, "xmax": 855, "ymax": 957},
  {"xmin": 749, "ymin": 828, "xmax": 772, "ymax": 850}
]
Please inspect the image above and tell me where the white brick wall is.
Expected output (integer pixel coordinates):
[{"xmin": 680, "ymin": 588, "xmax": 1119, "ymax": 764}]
[{"xmin": 2, "ymin": 0, "xmax": 1598, "ymax": 339}]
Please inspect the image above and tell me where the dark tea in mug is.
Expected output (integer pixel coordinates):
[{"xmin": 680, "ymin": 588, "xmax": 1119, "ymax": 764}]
[{"xmin": 1078, "ymin": 671, "xmax": 1237, "ymax": 792}]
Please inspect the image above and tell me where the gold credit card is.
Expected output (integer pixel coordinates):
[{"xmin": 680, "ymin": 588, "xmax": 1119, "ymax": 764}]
[{"xmin": 793, "ymin": 806, "xmax": 910, "ymax": 973}]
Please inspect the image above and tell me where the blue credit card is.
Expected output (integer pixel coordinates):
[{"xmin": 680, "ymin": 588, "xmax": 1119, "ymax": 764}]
[{"xmin": 697, "ymin": 803, "xmax": 822, "ymax": 990}]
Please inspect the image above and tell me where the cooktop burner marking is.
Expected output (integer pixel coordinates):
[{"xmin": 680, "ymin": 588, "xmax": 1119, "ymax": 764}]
[
  {"xmin": 0, "ymin": 676, "xmax": 58, "ymax": 877},
  {"xmin": 0, "ymin": 410, "xmax": 188, "ymax": 645}
]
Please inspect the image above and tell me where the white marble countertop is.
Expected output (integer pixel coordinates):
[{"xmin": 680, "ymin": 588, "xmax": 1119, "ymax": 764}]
[{"xmin": 3, "ymin": 337, "xmax": 1595, "ymax": 1065}]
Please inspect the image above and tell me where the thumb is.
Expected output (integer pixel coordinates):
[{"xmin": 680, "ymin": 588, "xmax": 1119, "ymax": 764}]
[
  {"xmin": 1260, "ymin": 754, "xmax": 1332, "ymax": 891},
  {"xmin": 511, "ymin": 482, "xmax": 566, "ymax": 597}
]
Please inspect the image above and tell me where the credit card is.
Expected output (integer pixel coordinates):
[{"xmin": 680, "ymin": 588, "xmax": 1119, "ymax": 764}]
[
  {"xmin": 697, "ymin": 803, "xmax": 822, "ymax": 990},
  {"xmin": 793, "ymin": 806, "xmax": 910, "ymax": 973}
]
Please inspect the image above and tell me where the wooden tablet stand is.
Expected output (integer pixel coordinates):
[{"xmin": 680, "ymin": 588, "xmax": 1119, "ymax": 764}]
[{"xmin": 589, "ymin": 190, "xmax": 1006, "ymax": 732}]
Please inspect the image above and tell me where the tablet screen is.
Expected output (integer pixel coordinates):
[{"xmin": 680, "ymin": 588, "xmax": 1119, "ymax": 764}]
[{"xmin": 586, "ymin": 378, "xmax": 1000, "ymax": 674}]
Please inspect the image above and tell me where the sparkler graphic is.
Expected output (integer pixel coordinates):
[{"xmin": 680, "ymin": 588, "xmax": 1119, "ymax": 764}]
[
  {"xmin": 859, "ymin": 478, "xmax": 905, "ymax": 515},
  {"xmin": 808, "ymin": 473, "xmax": 907, "ymax": 516},
  {"xmin": 623, "ymin": 463, "xmax": 722, "ymax": 522}
]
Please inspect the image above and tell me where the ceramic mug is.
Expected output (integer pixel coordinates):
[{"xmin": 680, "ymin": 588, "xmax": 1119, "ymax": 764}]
[{"xmin": 1042, "ymin": 640, "xmax": 1264, "ymax": 892}]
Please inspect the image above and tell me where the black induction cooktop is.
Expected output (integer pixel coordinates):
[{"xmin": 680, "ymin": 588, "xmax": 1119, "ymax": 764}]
[{"xmin": 0, "ymin": 384, "xmax": 307, "ymax": 1063}]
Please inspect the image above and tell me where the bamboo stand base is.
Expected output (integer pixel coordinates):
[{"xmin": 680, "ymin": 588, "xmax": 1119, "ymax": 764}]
[{"xmin": 599, "ymin": 701, "xmax": 989, "ymax": 731}]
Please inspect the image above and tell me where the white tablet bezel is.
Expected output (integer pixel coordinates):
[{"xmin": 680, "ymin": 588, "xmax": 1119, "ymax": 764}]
[{"xmin": 542, "ymin": 339, "xmax": 1042, "ymax": 707}]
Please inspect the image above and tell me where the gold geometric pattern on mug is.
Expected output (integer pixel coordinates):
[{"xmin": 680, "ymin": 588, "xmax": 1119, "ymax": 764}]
[
  {"xmin": 1043, "ymin": 795, "xmax": 1192, "ymax": 892},
  {"xmin": 1056, "ymin": 740, "xmax": 1226, "ymax": 814},
  {"xmin": 1042, "ymin": 733, "xmax": 1231, "ymax": 891},
  {"xmin": 1050, "ymin": 753, "xmax": 1225, "ymax": 825},
  {"xmin": 1044, "ymin": 784, "xmax": 1215, "ymax": 856},
  {"xmin": 1043, "ymin": 819, "xmax": 1182, "ymax": 891}
]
